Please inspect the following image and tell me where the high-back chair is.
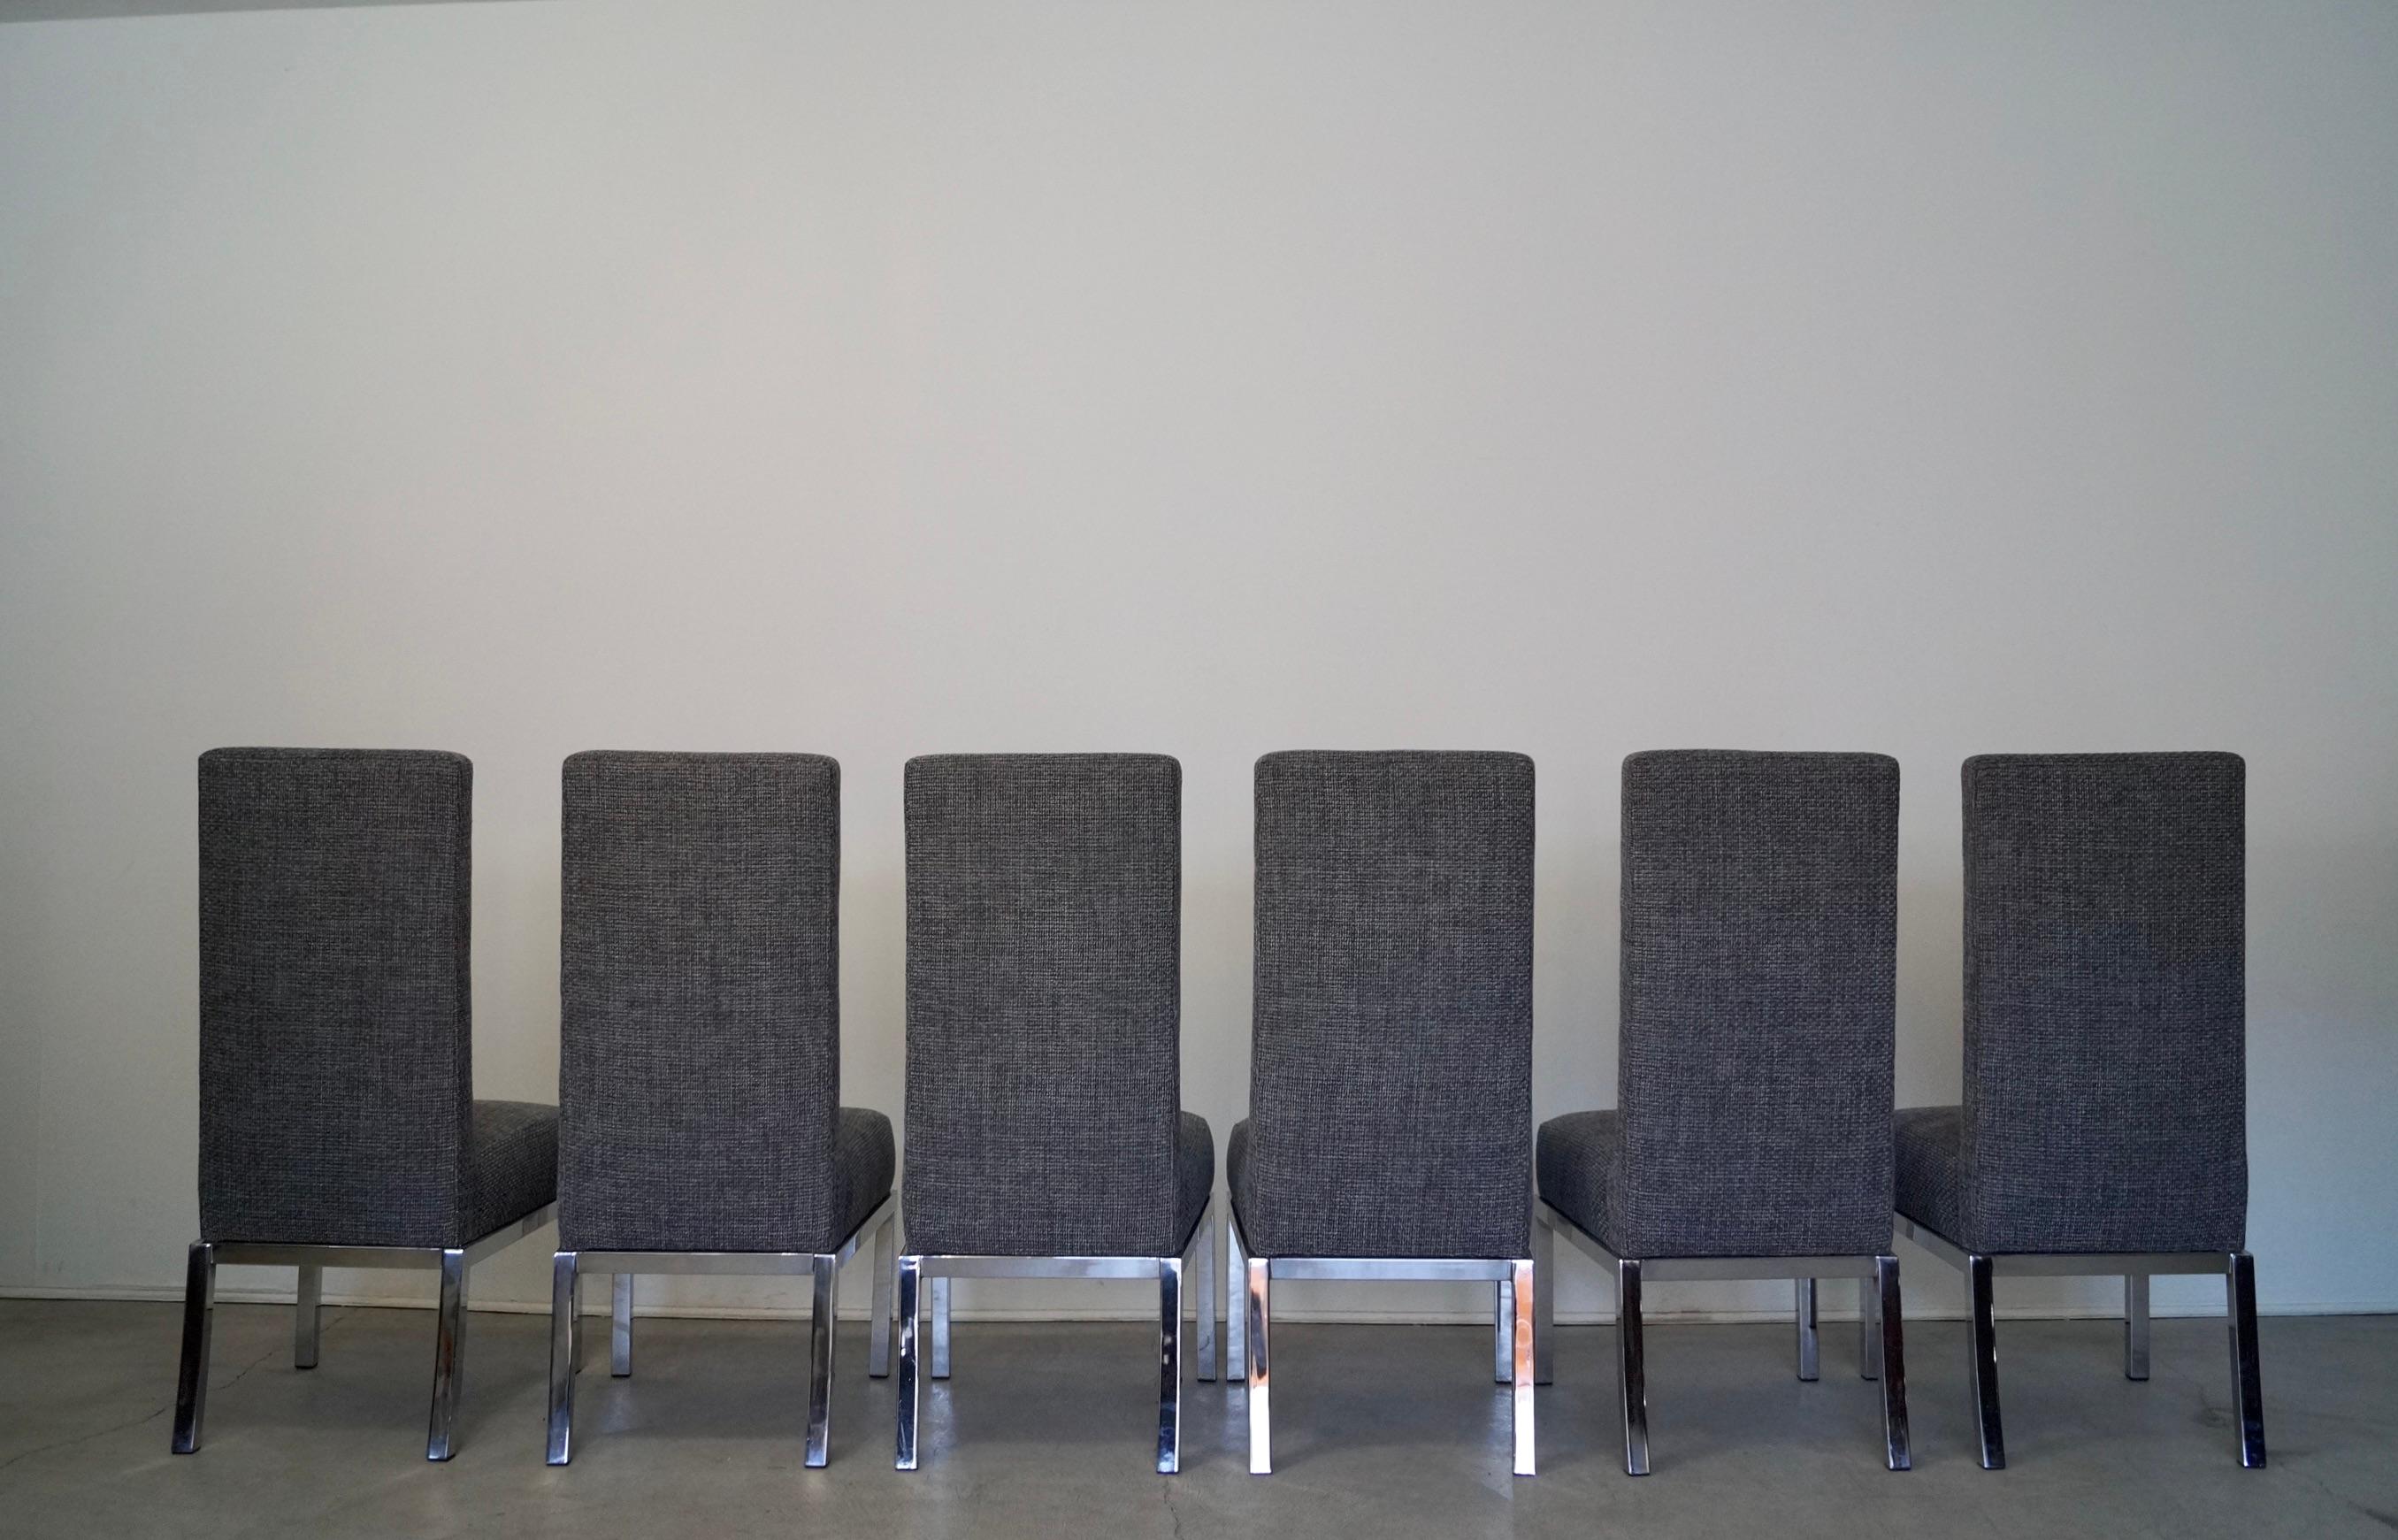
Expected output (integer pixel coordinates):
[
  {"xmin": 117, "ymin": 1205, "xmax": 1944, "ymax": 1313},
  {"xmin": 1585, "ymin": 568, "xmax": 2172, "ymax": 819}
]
[
  {"xmin": 895, "ymin": 754, "xmax": 1215, "ymax": 1474},
  {"xmin": 547, "ymin": 752, "xmax": 895, "ymax": 1468},
  {"xmin": 1895, "ymin": 752, "xmax": 2261, "ymax": 1469},
  {"xmin": 178, "ymin": 748, "xmax": 557, "ymax": 1460},
  {"xmin": 1535, "ymin": 750, "xmax": 1910, "ymax": 1475},
  {"xmin": 1228, "ymin": 749, "xmax": 1537, "ymax": 1476}
]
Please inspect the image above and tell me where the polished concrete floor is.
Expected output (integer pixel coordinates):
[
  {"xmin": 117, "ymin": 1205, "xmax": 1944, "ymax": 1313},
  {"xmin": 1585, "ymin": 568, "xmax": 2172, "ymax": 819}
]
[{"xmin": 2, "ymin": 1299, "xmax": 2393, "ymax": 1538}]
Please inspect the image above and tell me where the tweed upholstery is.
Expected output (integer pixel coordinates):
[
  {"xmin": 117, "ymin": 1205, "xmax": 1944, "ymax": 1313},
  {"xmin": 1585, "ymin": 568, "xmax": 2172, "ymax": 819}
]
[
  {"xmin": 1544, "ymin": 751, "xmax": 1901, "ymax": 1258},
  {"xmin": 1891, "ymin": 1106, "xmax": 1966, "ymax": 1245},
  {"xmin": 1534, "ymin": 1111, "xmax": 1620, "ymax": 1250},
  {"xmin": 198, "ymin": 748, "xmax": 555, "ymax": 1248},
  {"xmin": 1237, "ymin": 751, "xmax": 1535, "ymax": 1259},
  {"xmin": 903, "ymin": 755, "xmax": 1207, "ymax": 1258},
  {"xmin": 559, "ymin": 752, "xmax": 890, "ymax": 1254},
  {"xmin": 1898, "ymin": 752, "xmax": 2249, "ymax": 1254}
]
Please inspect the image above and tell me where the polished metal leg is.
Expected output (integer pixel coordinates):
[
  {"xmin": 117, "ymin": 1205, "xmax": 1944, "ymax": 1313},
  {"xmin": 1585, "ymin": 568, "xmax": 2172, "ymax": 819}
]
[
  {"xmin": 931, "ymin": 1276, "xmax": 951, "ymax": 1380},
  {"xmin": 1531, "ymin": 1213, "xmax": 1555, "ymax": 1385},
  {"xmin": 894, "ymin": 1256, "xmax": 922, "ymax": 1471},
  {"xmin": 1967, "ymin": 1253, "xmax": 2003, "ymax": 1470},
  {"xmin": 806, "ymin": 1252, "xmax": 838, "ymax": 1467},
  {"xmin": 2124, "ymin": 1273, "xmax": 2151, "ymax": 1381},
  {"xmin": 1617, "ymin": 1258, "xmax": 1649, "ymax": 1476},
  {"xmin": 1859, "ymin": 1275, "xmax": 1881, "ymax": 1380},
  {"xmin": 1225, "ymin": 1214, "xmax": 1247, "ymax": 1380},
  {"xmin": 2226, "ymin": 1252, "xmax": 2266, "ymax": 1468},
  {"xmin": 295, "ymin": 1262, "xmax": 321, "ymax": 1370},
  {"xmin": 1510, "ymin": 1257, "xmax": 1536, "ymax": 1476},
  {"xmin": 1796, "ymin": 1277, "xmax": 1820, "ymax": 1382},
  {"xmin": 1245, "ymin": 1253, "xmax": 1272, "ymax": 1475},
  {"xmin": 611, "ymin": 1272, "xmax": 633, "ymax": 1377},
  {"xmin": 425, "ymin": 1247, "xmax": 469, "ymax": 1461},
  {"xmin": 868, "ymin": 1214, "xmax": 896, "ymax": 1379},
  {"xmin": 546, "ymin": 1252, "xmax": 578, "ymax": 1466},
  {"xmin": 1874, "ymin": 1254, "xmax": 1911, "ymax": 1471},
  {"xmin": 1195, "ymin": 1201, "xmax": 1217, "ymax": 1384},
  {"xmin": 1494, "ymin": 1278, "xmax": 1513, "ymax": 1383},
  {"xmin": 170, "ymin": 1241, "xmax": 216, "ymax": 1454},
  {"xmin": 1157, "ymin": 1256, "xmax": 1184, "ymax": 1474},
  {"xmin": 571, "ymin": 1268, "xmax": 587, "ymax": 1375}
]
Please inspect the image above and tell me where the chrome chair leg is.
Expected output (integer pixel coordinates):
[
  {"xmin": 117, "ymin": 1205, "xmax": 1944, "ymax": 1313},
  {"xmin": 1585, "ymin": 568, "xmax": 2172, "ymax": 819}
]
[
  {"xmin": 1510, "ymin": 1257, "xmax": 1536, "ymax": 1476},
  {"xmin": 806, "ymin": 1252, "xmax": 838, "ymax": 1467},
  {"xmin": 425, "ymin": 1247, "xmax": 469, "ymax": 1461},
  {"xmin": 1617, "ymin": 1258, "xmax": 1649, "ymax": 1475},
  {"xmin": 611, "ymin": 1273, "xmax": 634, "ymax": 1377},
  {"xmin": 2125, "ymin": 1273, "xmax": 2151, "ymax": 1381},
  {"xmin": 931, "ymin": 1276, "xmax": 951, "ymax": 1380},
  {"xmin": 1874, "ymin": 1253, "xmax": 1911, "ymax": 1471},
  {"xmin": 868, "ymin": 1214, "xmax": 896, "ymax": 1379},
  {"xmin": 1156, "ymin": 1256, "xmax": 1184, "ymax": 1474},
  {"xmin": 1225, "ymin": 1213, "xmax": 1246, "ymax": 1380},
  {"xmin": 1245, "ymin": 1254, "xmax": 1272, "ymax": 1475},
  {"xmin": 295, "ymin": 1262, "xmax": 321, "ymax": 1370},
  {"xmin": 1859, "ymin": 1275, "xmax": 1881, "ymax": 1380},
  {"xmin": 1494, "ymin": 1278, "xmax": 1513, "ymax": 1383},
  {"xmin": 1195, "ymin": 1203, "xmax": 1217, "ymax": 1383},
  {"xmin": 171, "ymin": 1241, "xmax": 216, "ymax": 1454},
  {"xmin": 894, "ymin": 1256, "xmax": 922, "ymax": 1471},
  {"xmin": 547, "ymin": 1252, "xmax": 578, "ymax": 1466},
  {"xmin": 2226, "ymin": 1252, "xmax": 2266, "ymax": 1468},
  {"xmin": 1531, "ymin": 1214, "xmax": 1554, "ymax": 1386},
  {"xmin": 571, "ymin": 1268, "xmax": 587, "ymax": 1375},
  {"xmin": 1967, "ymin": 1253, "xmax": 2003, "ymax": 1470},
  {"xmin": 1796, "ymin": 1277, "xmax": 1820, "ymax": 1381}
]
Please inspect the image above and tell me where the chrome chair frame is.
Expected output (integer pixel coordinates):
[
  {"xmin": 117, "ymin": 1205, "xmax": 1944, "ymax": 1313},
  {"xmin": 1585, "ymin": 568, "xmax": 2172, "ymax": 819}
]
[
  {"xmin": 1894, "ymin": 1214, "xmax": 2265, "ymax": 1470},
  {"xmin": 172, "ymin": 1202, "xmax": 555, "ymax": 1460},
  {"xmin": 894, "ymin": 1193, "xmax": 1217, "ymax": 1474},
  {"xmin": 1535, "ymin": 1199, "xmax": 1910, "ymax": 1475},
  {"xmin": 547, "ymin": 1193, "xmax": 898, "ymax": 1468},
  {"xmin": 1225, "ymin": 1207, "xmax": 1536, "ymax": 1477}
]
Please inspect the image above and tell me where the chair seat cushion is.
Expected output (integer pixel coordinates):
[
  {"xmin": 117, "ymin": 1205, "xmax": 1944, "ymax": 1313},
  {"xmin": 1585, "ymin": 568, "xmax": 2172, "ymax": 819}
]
[
  {"xmin": 1175, "ymin": 1112, "xmax": 1214, "ymax": 1252},
  {"xmin": 1893, "ymin": 1105, "xmax": 1967, "ymax": 1247},
  {"xmin": 831, "ymin": 1107, "xmax": 899, "ymax": 1248},
  {"xmin": 1534, "ymin": 1110, "xmax": 1621, "ymax": 1253},
  {"xmin": 460, "ymin": 1099, "xmax": 560, "ymax": 1243}
]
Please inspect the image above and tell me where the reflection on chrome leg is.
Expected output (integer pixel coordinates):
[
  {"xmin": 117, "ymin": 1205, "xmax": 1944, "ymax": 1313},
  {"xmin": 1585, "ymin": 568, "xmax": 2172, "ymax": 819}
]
[
  {"xmin": 1874, "ymin": 1253, "xmax": 1911, "ymax": 1471},
  {"xmin": 612, "ymin": 1273, "xmax": 633, "ymax": 1377},
  {"xmin": 1225, "ymin": 1217, "xmax": 1247, "ymax": 1381},
  {"xmin": 425, "ymin": 1247, "xmax": 468, "ymax": 1462},
  {"xmin": 894, "ymin": 1256, "xmax": 922, "ymax": 1472},
  {"xmin": 805, "ymin": 1253, "xmax": 838, "ymax": 1467},
  {"xmin": 1796, "ymin": 1277, "xmax": 1820, "ymax": 1382},
  {"xmin": 1195, "ymin": 1203, "xmax": 1217, "ymax": 1383},
  {"xmin": 1494, "ymin": 1278, "xmax": 1513, "ymax": 1383},
  {"xmin": 1967, "ymin": 1253, "xmax": 2003, "ymax": 1471},
  {"xmin": 170, "ymin": 1242, "xmax": 216, "ymax": 1454},
  {"xmin": 931, "ymin": 1276, "xmax": 952, "ymax": 1380},
  {"xmin": 869, "ymin": 1216, "xmax": 895, "ymax": 1379},
  {"xmin": 2124, "ymin": 1273, "xmax": 2150, "ymax": 1381},
  {"xmin": 1510, "ymin": 1257, "xmax": 1535, "ymax": 1476},
  {"xmin": 1618, "ymin": 1258, "xmax": 1650, "ymax": 1476},
  {"xmin": 2226, "ymin": 1253, "xmax": 2266, "ymax": 1468},
  {"xmin": 1531, "ymin": 1214, "xmax": 1555, "ymax": 1386},
  {"xmin": 546, "ymin": 1252, "xmax": 578, "ymax": 1466},
  {"xmin": 1157, "ymin": 1256, "xmax": 1184, "ymax": 1474},
  {"xmin": 1245, "ymin": 1254, "xmax": 1272, "ymax": 1475}
]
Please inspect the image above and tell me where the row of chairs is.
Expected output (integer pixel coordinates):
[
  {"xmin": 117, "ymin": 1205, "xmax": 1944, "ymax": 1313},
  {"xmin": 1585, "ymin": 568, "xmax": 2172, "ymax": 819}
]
[{"xmin": 172, "ymin": 747, "xmax": 2261, "ymax": 1478}]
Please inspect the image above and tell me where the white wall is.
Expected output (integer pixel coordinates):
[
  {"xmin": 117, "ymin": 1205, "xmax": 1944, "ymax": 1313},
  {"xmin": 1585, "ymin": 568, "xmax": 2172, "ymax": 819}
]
[{"xmin": 3, "ymin": 0, "xmax": 2394, "ymax": 1328}]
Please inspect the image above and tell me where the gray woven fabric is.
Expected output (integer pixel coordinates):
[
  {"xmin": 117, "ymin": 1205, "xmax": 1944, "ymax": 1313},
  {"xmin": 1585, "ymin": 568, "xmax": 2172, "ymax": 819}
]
[
  {"xmin": 197, "ymin": 748, "xmax": 555, "ymax": 1248},
  {"xmin": 1898, "ymin": 752, "xmax": 2249, "ymax": 1254},
  {"xmin": 559, "ymin": 752, "xmax": 890, "ymax": 1254},
  {"xmin": 1542, "ymin": 751, "xmax": 1900, "ymax": 1259},
  {"xmin": 1534, "ymin": 1110, "xmax": 1620, "ymax": 1250},
  {"xmin": 903, "ymin": 755, "xmax": 1208, "ymax": 1258},
  {"xmin": 1237, "ymin": 750, "xmax": 1535, "ymax": 1259},
  {"xmin": 1891, "ymin": 1105, "xmax": 1965, "ymax": 1245}
]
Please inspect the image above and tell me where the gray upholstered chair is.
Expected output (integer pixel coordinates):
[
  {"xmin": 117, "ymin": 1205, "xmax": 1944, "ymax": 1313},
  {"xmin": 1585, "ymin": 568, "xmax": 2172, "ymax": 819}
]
[
  {"xmin": 1895, "ymin": 752, "xmax": 2261, "ymax": 1470},
  {"xmin": 546, "ymin": 752, "xmax": 896, "ymax": 1468},
  {"xmin": 1535, "ymin": 750, "xmax": 1911, "ymax": 1475},
  {"xmin": 894, "ymin": 754, "xmax": 1214, "ymax": 1475},
  {"xmin": 1227, "ymin": 750, "xmax": 1537, "ymax": 1477},
  {"xmin": 177, "ymin": 748, "xmax": 557, "ymax": 1460}
]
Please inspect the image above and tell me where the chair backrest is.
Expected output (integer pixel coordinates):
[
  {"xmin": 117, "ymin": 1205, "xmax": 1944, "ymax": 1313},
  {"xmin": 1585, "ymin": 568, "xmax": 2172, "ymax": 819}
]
[
  {"xmin": 1244, "ymin": 750, "xmax": 1534, "ymax": 1259},
  {"xmin": 197, "ymin": 748, "xmax": 473, "ymax": 1247},
  {"xmin": 902, "ymin": 754, "xmax": 1183, "ymax": 1257},
  {"xmin": 1961, "ymin": 752, "xmax": 2247, "ymax": 1253},
  {"xmin": 1613, "ymin": 750, "xmax": 1898, "ymax": 1258},
  {"xmin": 558, "ymin": 752, "xmax": 844, "ymax": 1253}
]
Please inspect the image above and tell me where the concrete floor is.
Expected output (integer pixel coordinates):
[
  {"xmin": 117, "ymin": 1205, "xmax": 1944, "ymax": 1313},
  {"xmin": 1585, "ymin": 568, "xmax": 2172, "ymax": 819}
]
[{"xmin": 2, "ymin": 1299, "xmax": 2393, "ymax": 1539}]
